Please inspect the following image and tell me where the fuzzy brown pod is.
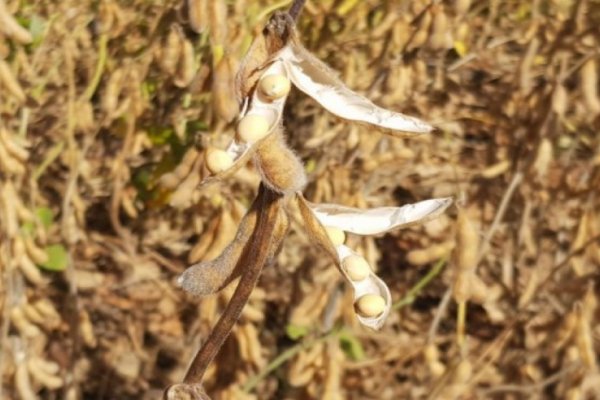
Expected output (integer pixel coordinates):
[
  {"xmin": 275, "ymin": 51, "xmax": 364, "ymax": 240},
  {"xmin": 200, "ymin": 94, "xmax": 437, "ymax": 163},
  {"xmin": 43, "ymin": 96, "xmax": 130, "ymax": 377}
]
[
  {"xmin": 177, "ymin": 190, "xmax": 289, "ymax": 296},
  {"xmin": 254, "ymin": 127, "xmax": 307, "ymax": 195},
  {"xmin": 178, "ymin": 204, "xmax": 259, "ymax": 296}
]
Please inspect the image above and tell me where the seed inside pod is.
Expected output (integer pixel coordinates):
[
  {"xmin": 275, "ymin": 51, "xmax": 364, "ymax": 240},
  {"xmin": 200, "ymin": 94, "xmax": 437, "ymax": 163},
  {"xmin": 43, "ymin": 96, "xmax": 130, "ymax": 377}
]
[
  {"xmin": 258, "ymin": 74, "xmax": 291, "ymax": 100},
  {"xmin": 324, "ymin": 226, "xmax": 345, "ymax": 246},
  {"xmin": 355, "ymin": 294, "xmax": 386, "ymax": 318},
  {"xmin": 236, "ymin": 114, "xmax": 270, "ymax": 143},
  {"xmin": 205, "ymin": 148, "xmax": 233, "ymax": 174},
  {"xmin": 342, "ymin": 255, "xmax": 370, "ymax": 281}
]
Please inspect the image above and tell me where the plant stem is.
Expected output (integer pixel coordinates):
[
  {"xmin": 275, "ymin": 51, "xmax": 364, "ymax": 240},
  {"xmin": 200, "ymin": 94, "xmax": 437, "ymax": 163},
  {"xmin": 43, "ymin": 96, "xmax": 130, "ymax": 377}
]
[
  {"xmin": 288, "ymin": 0, "xmax": 306, "ymax": 22},
  {"xmin": 82, "ymin": 33, "xmax": 108, "ymax": 101},
  {"xmin": 393, "ymin": 257, "xmax": 447, "ymax": 310},
  {"xmin": 183, "ymin": 185, "xmax": 282, "ymax": 384},
  {"xmin": 242, "ymin": 327, "xmax": 341, "ymax": 393}
]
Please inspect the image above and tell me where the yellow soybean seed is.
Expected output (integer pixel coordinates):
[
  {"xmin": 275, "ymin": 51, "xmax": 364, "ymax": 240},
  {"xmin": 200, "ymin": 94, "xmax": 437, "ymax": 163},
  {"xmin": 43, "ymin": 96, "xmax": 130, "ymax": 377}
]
[
  {"xmin": 324, "ymin": 226, "xmax": 345, "ymax": 246},
  {"xmin": 342, "ymin": 255, "xmax": 370, "ymax": 281},
  {"xmin": 355, "ymin": 294, "xmax": 386, "ymax": 318},
  {"xmin": 236, "ymin": 114, "xmax": 270, "ymax": 143},
  {"xmin": 259, "ymin": 74, "xmax": 291, "ymax": 100},
  {"xmin": 205, "ymin": 148, "xmax": 233, "ymax": 174}
]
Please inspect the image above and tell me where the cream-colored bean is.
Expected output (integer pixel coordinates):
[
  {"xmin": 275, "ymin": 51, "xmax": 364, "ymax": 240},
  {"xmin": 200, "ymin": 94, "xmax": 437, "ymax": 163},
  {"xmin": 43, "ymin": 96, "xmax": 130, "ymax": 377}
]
[
  {"xmin": 342, "ymin": 255, "xmax": 370, "ymax": 281},
  {"xmin": 236, "ymin": 114, "xmax": 270, "ymax": 143},
  {"xmin": 355, "ymin": 294, "xmax": 386, "ymax": 317},
  {"xmin": 259, "ymin": 74, "xmax": 291, "ymax": 100},
  {"xmin": 324, "ymin": 226, "xmax": 345, "ymax": 246},
  {"xmin": 205, "ymin": 148, "xmax": 233, "ymax": 174}
]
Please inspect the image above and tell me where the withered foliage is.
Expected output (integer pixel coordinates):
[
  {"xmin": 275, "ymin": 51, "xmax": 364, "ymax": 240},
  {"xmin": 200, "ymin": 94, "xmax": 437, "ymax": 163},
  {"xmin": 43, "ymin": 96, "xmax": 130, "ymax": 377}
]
[{"xmin": 1, "ymin": 0, "xmax": 600, "ymax": 399}]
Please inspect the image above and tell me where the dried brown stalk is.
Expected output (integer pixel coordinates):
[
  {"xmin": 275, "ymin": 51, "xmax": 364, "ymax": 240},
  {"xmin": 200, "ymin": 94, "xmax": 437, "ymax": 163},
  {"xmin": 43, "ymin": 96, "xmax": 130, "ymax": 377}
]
[{"xmin": 182, "ymin": 184, "xmax": 285, "ymax": 384}]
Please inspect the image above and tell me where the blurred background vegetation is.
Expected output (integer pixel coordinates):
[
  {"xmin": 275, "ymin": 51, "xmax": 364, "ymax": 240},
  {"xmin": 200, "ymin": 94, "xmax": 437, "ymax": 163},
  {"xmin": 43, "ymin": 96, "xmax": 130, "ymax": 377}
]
[{"xmin": 1, "ymin": 0, "xmax": 599, "ymax": 399}]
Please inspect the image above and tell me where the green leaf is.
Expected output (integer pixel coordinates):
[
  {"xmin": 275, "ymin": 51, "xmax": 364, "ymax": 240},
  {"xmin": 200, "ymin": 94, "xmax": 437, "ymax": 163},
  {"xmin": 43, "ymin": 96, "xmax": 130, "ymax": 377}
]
[
  {"xmin": 147, "ymin": 126, "xmax": 175, "ymax": 145},
  {"xmin": 39, "ymin": 244, "xmax": 68, "ymax": 271},
  {"xmin": 338, "ymin": 330, "xmax": 365, "ymax": 361},
  {"xmin": 35, "ymin": 207, "xmax": 54, "ymax": 229},
  {"xmin": 285, "ymin": 324, "xmax": 309, "ymax": 340},
  {"xmin": 28, "ymin": 14, "xmax": 47, "ymax": 45}
]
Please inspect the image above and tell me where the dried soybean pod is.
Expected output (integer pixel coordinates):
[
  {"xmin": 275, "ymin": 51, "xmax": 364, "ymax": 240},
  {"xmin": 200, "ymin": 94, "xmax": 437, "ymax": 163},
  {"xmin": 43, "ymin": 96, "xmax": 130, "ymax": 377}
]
[
  {"xmin": 160, "ymin": 25, "xmax": 182, "ymax": 75},
  {"xmin": 178, "ymin": 194, "xmax": 289, "ymax": 296},
  {"xmin": 209, "ymin": 0, "xmax": 227, "ymax": 46},
  {"xmin": 581, "ymin": 58, "xmax": 600, "ymax": 115},
  {"xmin": 254, "ymin": 129, "xmax": 307, "ymax": 195},
  {"xmin": 0, "ymin": 127, "xmax": 29, "ymax": 161},
  {"xmin": 174, "ymin": 38, "xmax": 195, "ymax": 88},
  {"xmin": 428, "ymin": 5, "xmax": 451, "ymax": 50},
  {"xmin": 453, "ymin": 209, "xmax": 478, "ymax": 303},
  {"xmin": 0, "ymin": 58, "xmax": 26, "ymax": 102},
  {"xmin": 102, "ymin": 67, "xmax": 124, "ymax": 115},
  {"xmin": 212, "ymin": 53, "xmax": 239, "ymax": 123},
  {"xmin": 202, "ymin": 209, "xmax": 237, "ymax": 261},
  {"xmin": 0, "ymin": 0, "xmax": 32, "ymax": 44},
  {"xmin": 552, "ymin": 83, "xmax": 568, "ymax": 117},
  {"xmin": 187, "ymin": 0, "xmax": 208, "ymax": 34},
  {"xmin": 24, "ymin": 237, "xmax": 49, "ymax": 265},
  {"xmin": 178, "ymin": 200, "xmax": 260, "ymax": 295}
]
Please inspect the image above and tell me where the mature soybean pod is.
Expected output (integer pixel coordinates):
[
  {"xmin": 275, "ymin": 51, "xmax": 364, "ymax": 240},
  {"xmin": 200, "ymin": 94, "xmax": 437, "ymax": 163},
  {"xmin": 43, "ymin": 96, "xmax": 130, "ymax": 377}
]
[
  {"xmin": 177, "ymin": 195, "xmax": 289, "ymax": 295},
  {"xmin": 254, "ymin": 129, "xmax": 307, "ymax": 195}
]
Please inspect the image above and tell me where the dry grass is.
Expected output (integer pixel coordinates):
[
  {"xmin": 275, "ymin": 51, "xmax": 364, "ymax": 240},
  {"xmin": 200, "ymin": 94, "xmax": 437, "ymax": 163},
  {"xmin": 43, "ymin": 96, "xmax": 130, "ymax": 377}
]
[{"xmin": 1, "ymin": 0, "xmax": 599, "ymax": 399}]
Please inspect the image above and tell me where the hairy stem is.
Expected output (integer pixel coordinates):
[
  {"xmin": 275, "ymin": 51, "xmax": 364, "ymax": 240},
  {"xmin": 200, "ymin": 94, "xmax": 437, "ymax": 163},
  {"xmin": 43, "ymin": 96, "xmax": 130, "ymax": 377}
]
[
  {"xmin": 183, "ymin": 185, "xmax": 283, "ymax": 384},
  {"xmin": 288, "ymin": 0, "xmax": 306, "ymax": 22}
]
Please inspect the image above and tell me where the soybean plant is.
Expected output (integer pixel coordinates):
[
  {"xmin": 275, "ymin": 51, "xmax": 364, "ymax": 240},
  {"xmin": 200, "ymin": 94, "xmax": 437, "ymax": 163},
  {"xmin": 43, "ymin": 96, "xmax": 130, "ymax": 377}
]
[{"xmin": 164, "ymin": 2, "xmax": 451, "ymax": 398}]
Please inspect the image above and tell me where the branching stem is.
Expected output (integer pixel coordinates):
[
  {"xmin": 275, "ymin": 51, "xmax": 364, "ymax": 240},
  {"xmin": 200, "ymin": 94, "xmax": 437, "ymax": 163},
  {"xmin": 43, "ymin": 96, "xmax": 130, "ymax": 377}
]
[
  {"xmin": 288, "ymin": 0, "xmax": 306, "ymax": 22},
  {"xmin": 183, "ymin": 185, "xmax": 282, "ymax": 384}
]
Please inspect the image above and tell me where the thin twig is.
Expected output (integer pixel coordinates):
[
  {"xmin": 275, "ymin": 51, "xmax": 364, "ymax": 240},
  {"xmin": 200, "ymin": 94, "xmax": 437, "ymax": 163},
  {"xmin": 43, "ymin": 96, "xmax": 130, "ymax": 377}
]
[
  {"xmin": 427, "ymin": 288, "xmax": 452, "ymax": 342},
  {"xmin": 82, "ymin": 33, "xmax": 108, "ymax": 101},
  {"xmin": 288, "ymin": 0, "xmax": 306, "ymax": 22},
  {"xmin": 393, "ymin": 257, "xmax": 448, "ymax": 310},
  {"xmin": 183, "ymin": 185, "xmax": 282, "ymax": 384},
  {"xmin": 476, "ymin": 171, "xmax": 523, "ymax": 264},
  {"xmin": 242, "ymin": 327, "xmax": 341, "ymax": 393},
  {"xmin": 479, "ymin": 362, "xmax": 581, "ymax": 396}
]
